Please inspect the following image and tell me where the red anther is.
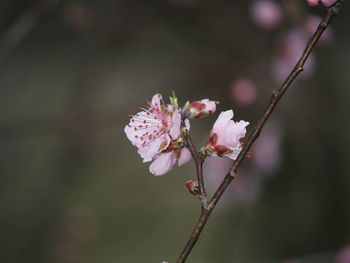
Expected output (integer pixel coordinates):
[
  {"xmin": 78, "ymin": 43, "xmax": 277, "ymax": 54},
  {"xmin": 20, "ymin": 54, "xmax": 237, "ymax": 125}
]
[
  {"xmin": 240, "ymin": 141, "xmax": 244, "ymax": 145},
  {"xmin": 134, "ymin": 135, "xmax": 138, "ymax": 138},
  {"xmin": 146, "ymin": 112, "xmax": 150, "ymax": 115},
  {"xmin": 131, "ymin": 119, "xmax": 135, "ymax": 122},
  {"xmin": 148, "ymin": 135, "xmax": 152, "ymax": 140},
  {"xmin": 139, "ymin": 125, "xmax": 143, "ymax": 128},
  {"xmin": 145, "ymin": 99, "xmax": 150, "ymax": 103},
  {"xmin": 137, "ymin": 106, "xmax": 142, "ymax": 110},
  {"xmin": 128, "ymin": 114, "xmax": 133, "ymax": 118},
  {"xmin": 145, "ymin": 125, "xmax": 148, "ymax": 128},
  {"xmin": 215, "ymin": 101, "xmax": 220, "ymax": 104},
  {"xmin": 134, "ymin": 127, "xmax": 137, "ymax": 131},
  {"xmin": 128, "ymin": 125, "xmax": 131, "ymax": 127},
  {"xmin": 246, "ymin": 152, "xmax": 252, "ymax": 159}
]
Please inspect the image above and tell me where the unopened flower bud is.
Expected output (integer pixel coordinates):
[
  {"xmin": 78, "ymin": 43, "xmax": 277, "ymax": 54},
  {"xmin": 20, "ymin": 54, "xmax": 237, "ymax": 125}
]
[
  {"xmin": 182, "ymin": 99, "xmax": 218, "ymax": 119},
  {"xmin": 185, "ymin": 180, "xmax": 199, "ymax": 196}
]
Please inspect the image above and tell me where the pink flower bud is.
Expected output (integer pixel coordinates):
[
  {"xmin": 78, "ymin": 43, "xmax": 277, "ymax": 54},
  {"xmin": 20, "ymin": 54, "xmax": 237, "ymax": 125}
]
[
  {"xmin": 185, "ymin": 180, "xmax": 199, "ymax": 196},
  {"xmin": 182, "ymin": 99, "xmax": 217, "ymax": 119},
  {"xmin": 251, "ymin": 0, "xmax": 283, "ymax": 30}
]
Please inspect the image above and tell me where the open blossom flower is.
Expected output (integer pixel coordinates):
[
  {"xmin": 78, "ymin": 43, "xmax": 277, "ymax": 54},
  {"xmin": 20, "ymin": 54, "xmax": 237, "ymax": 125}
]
[
  {"xmin": 149, "ymin": 144, "xmax": 192, "ymax": 176},
  {"xmin": 203, "ymin": 110, "xmax": 249, "ymax": 160},
  {"xmin": 182, "ymin": 99, "xmax": 218, "ymax": 119},
  {"xmin": 124, "ymin": 93, "xmax": 181, "ymax": 162},
  {"xmin": 306, "ymin": 0, "xmax": 336, "ymax": 7}
]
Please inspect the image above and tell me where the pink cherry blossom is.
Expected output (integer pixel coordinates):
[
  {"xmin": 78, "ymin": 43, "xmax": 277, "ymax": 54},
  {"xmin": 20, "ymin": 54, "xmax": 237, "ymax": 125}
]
[
  {"xmin": 251, "ymin": 0, "xmax": 283, "ymax": 30},
  {"xmin": 204, "ymin": 110, "xmax": 249, "ymax": 160},
  {"xmin": 124, "ymin": 93, "xmax": 182, "ymax": 162},
  {"xmin": 306, "ymin": 0, "xmax": 337, "ymax": 7},
  {"xmin": 149, "ymin": 147, "xmax": 191, "ymax": 176},
  {"xmin": 230, "ymin": 79, "xmax": 257, "ymax": 106},
  {"xmin": 182, "ymin": 99, "xmax": 218, "ymax": 119},
  {"xmin": 336, "ymin": 245, "xmax": 350, "ymax": 263}
]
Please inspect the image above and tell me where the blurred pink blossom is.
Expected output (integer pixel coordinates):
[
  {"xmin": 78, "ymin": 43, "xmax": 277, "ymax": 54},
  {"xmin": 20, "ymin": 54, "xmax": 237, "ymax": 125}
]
[
  {"xmin": 251, "ymin": 0, "xmax": 283, "ymax": 29},
  {"xmin": 205, "ymin": 157, "xmax": 263, "ymax": 205},
  {"xmin": 272, "ymin": 30, "xmax": 315, "ymax": 82},
  {"xmin": 252, "ymin": 120, "xmax": 282, "ymax": 175},
  {"xmin": 336, "ymin": 245, "xmax": 350, "ymax": 263},
  {"xmin": 230, "ymin": 79, "xmax": 258, "ymax": 106},
  {"xmin": 306, "ymin": 0, "xmax": 337, "ymax": 7},
  {"xmin": 303, "ymin": 15, "xmax": 334, "ymax": 45}
]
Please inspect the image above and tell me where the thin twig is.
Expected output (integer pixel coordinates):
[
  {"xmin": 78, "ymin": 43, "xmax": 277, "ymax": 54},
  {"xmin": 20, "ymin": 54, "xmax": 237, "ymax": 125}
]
[
  {"xmin": 176, "ymin": 1, "xmax": 344, "ymax": 262},
  {"xmin": 185, "ymin": 134, "xmax": 208, "ymax": 209}
]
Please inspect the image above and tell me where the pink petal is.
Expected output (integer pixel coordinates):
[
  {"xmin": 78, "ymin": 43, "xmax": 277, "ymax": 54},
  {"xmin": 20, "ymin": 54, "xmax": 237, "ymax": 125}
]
[
  {"xmin": 169, "ymin": 110, "xmax": 181, "ymax": 139},
  {"xmin": 138, "ymin": 134, "xmax": 171, "ymax": 163},
  {"xmin": 178, "ymin": 147, "xmax": 192, "ymax": 166},
  {"xmin": 211, "ymin": 110, "xmax": 234, "ymax": 136},
  {"xmin": 149, "ymin": 151, "xmax": 177, "ymax": 176},
  {"xmin": 184, "ymin": 119, "xmax": 190, "ymax": 130},
  {"xmin": 151, "ymin": 93, "xmax": 162, "ymax": 107},
  {"xmin": 219, "ymin": 120, "xmax": 249, "ymax": 147}
]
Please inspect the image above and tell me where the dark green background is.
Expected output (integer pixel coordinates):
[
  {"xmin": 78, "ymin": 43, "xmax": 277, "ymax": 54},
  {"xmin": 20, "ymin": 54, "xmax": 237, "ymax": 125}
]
[{"xmin": 0, "ymin": 1, "xmax": 349, "ymax": 262}]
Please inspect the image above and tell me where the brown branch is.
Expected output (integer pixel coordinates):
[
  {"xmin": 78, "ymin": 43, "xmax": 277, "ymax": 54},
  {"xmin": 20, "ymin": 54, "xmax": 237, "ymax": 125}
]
[
  {"xmin": 175, "ymin": 1, "xmax": 344, "ymax": 263},
  {"xmin": 185, "ymin": 134, "xmax": 207, "ymax": 209}
]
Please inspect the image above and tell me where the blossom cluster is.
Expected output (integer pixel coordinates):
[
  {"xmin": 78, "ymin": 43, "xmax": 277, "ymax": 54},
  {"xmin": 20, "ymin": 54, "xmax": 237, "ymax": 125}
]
[{"xmin": 124, "ymin": 93, "xmax": 249, "ymax": 176}]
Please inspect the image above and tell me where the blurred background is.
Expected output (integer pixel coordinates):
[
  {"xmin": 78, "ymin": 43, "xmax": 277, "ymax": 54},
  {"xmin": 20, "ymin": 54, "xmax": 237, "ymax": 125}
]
[{"xmin": 0, "ymin": 0, "xmax": 349, "ymax": 262}]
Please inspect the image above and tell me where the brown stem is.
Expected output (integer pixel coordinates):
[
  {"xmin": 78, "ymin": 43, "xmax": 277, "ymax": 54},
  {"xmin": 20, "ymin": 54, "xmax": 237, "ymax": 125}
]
[
  {"xmin": 185, "ymin": 134, "xmax": 207, "ymax": 208},
  {"xmin": 176, "ymin": 2, "xmax": 344, "ymax": 263}
]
